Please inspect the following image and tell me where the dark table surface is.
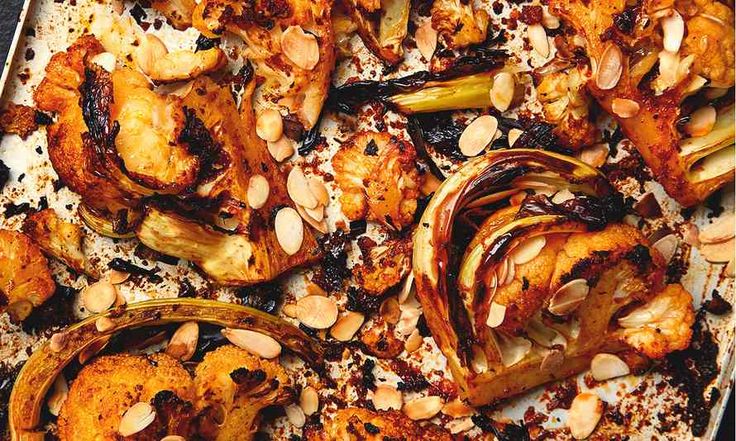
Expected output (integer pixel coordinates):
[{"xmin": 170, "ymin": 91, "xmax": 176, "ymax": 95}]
[{"xmin": 0, "ymin": 0, "xmax": 733, "ymax": 439}]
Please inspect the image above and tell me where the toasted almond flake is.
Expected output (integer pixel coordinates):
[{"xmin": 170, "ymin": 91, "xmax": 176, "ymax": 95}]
[
  {"xmin": 446, "ymin": 417, "xmax": 475, "ymax": 434},
  {"xmin": 267, "ymin": 136, "xmax": 295, "ymax": 162},
  {"xmin": 471, "ymin": 345, "xmax": 488, "ymax": 373},
  {"xmin": 82, "ymin": 280, "xmax": 118, "ymax": 313},
  {"xmin": 508, "ymin": 128, "xmax": 523, "ymax": 147},
  {"xmin": 108, "ymin": 269, "xmax": 130, "ymax": 284},
  {"xmin": 459, "ymin": 115, "xmax": 498, "ymax": 157},
  {"xmin": 275, "ymin": 207, "xmax": 304, "ymax": 255},
  {"xmin": 684, "ymin": 106, "xmax": 717, "ymax": 137},
  {"xmin": 166, "ymin": 321, "xmax": 199, "ymax": 361},
  {"xmin": 47, "ymin": 375, "xmax": 68, "ymax": 417},
  {"xmin": 305, "ymin": 204, "xmax": 324, "ymax": 222},
  {"xmin": 567, "ymin": 393, "xmax": 604, "ymax": 439},
  {"xmin": 701, "ymin": 237, "xmax": 735, "ymax": 263},
  {"xmin": 247, "ymin": 175, "xmax": 270, "ymax": 209},
  {"xmin": 540, "ymin": 349, "xmax": 565, "ymax": 371},
  {"xmin": 373, "ymin": 385, "xmax": 402, "ymax": 411},
  {"xmin": 590, "ymin": 353, "xmax": 630, "ymax": 381},
  {"xmin": 511, "ymin": 236, "xmax": 547, "ymax": 265},
  {"xmin": 380, "ymin": 297, "xmax": 401, "ymax": 324},
  {"xmin": 300, "ymin": 386, "xmax": 319, "ymax": 416},
  {"xmin": 221, "ymin": 328, "xmax": 282, "ymax": 359},
  {"xmin": 490, "ymin": 72, "xmax": 515, "ymax": 112},
  {"xmin": 726, "ymin": 260, "xmax": 734, "ymax": 278},
  {"xmin": 294, "ymin": 203, "xmax": 328, "ymax": 234},
  {"xmin": 281, "ymin": 26, "xmax": 319, "ymax": 70},
  {"xmin": 661, "ymin": 10, "xmax": 684, "ymax": 52},
  {"xmin": 542, "ymin": 9, "xmax": 560, "ymax": 29},
  {"xmin": 119, "ymin": 402, "xmax": 156, "ymax": 437},
  {"xmin": 652, "ymin": 234, "xmax": 678, "ymax": 263},
  {"xmin": 527, "ymin": 24, "xmax": 549, "ymax": 57},
  {"xmin": 282, "ymin": 303, "xmax": 298, "ymax": 317},
  {"xmin": 683, "ymin": 223, "xmax": 700, "ymax": 247},
  {"xmin": 285, "ymin": 403, "xmax": 306, "ymax": 428},
  {"xmin": 486, "ymin": 302, "xmax": 506, "ymax": 328},
  {"xmin": 405, "ymin": 328, "xmax": 424, "ymax": 353},
  {"xmin": 403, "ymin": 396, "xmax": 444, "ymax": 420},
  {"xmin": 552, "ymin": 189, "xmax": 575, "ymax": 204},
  {"xmin": 549, "ymin": 279, "xmax": 589, "ymax": 316},
  {"xmin": 91, "ymin": 52, "xmax": 116, "ymax": 72},
  {"xmin": 296, "ymin": 295, "xmax": 338, "ymax": 329},
  {"xmin": 330, "ymin": 311, "xmax": 365, "ymax": 341},
  {"xmin": 95, "ymin": 317, "xmax": 116, "ymax": 333},
  {"xmin": 308, "ymin": 178, "xmax": 330, "ymax": 206},
  {"xmin": 578, "ymin": 143, "xmax": 610, "ymax": 168},
  {"xmin": 499, "ymin": 334, "xmax": 532, "ymax": 367},
  {"xmin": 611, "ymin": 98, "xmax": 640, "ymax": 118},
  {"xmin": 161, "ymin": 436, "xmax": 186, "ymax": 441},
  {"xmin": 442, "ymin": 399, "xmax": 474, "ymax": 418},
  {"xmin": 415, "ymin": 21, "xmax": 438, "ymax": 60},
  {"xmin": 50, "ymin": 332, "xmax": 67, "ymax": 352},
  {"xmin": 698, "ymin": 213, "xmax": 734, "ymax": 244},
  {"xmin": 256, "ymin": 109, "xmax": 283, "ymax": 142},
  {"xmin": 596, "ymin": 43, "xmax": 623, "ymax": 90},
  {"xmin": 396, "ymin": 304, "xmax": 422, "ymax": 337},
  {"xmin": 287, "ymin": 167, "xmax": 319, "ymax": 209},
  {"xmin": 398, "ymin": 271, "xmax": 415, "ymax": 304}
]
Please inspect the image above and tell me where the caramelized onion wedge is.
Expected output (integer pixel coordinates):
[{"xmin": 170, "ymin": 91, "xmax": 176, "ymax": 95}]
[{"xmin": 8, "ymin": 299, "xmax": 323, "ymax": 441}]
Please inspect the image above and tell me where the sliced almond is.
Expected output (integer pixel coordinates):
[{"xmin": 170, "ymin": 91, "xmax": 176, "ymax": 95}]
[
  {"xmin": 442, "ymin": 399, "xmax": 474, "ymax": 418},
  {"xmin": 308, "ymin": 178, "xmax": 330, "ymax": 206},
  {"xmin": 652, "ymin": 234, "xmax": 678, "ymax": 263},
  {"xmin": 47, "ymin": 375, "xmax": 68, "ymax": 416},
  {"xmin": 511, "ymin": 236, "xmax": 546, "ymax": 265},
  {"xmin": 50, "ymin": 332, "xmax": 67, "ymax": 352},
  {"xmin": 256, "ymin": 108, "xmax": 283, "ymax": 142},
  {"xmin": 305, "ymin": 204, "xmax": 324, "ymax": 222},
  {"xmin": 373, "ymin": 385, "xmax": 402, "ymax": 411},
  {"xmin": 267, "ymin": 135, "xmax": 295, "ymax": 162},
  {"xmin": 300, "ymin": 386, "xmax": 319, "ymax": 416},
  {"xmin": 542, "ymin": 9, "xmax": 561, "ymax": 29},
  {"xmin": 590, "ymin": 353, "xmax": 630, "ymax": 381},
  {"xmin": 281, "ymin": 26, "xmax": 320, "ymax": 70},
  {"xmin": 698, "ymin": 213, "xmax": 734, "ymax": 244},
  {"xmin": 108, "ymin": 269, "xmax": 130, "ymax": 284},
  {"xmin": 380, "ymin": 297, "xmax": 401, "ymax": 324},
  {"xmin": 405, "ymin": 328, "xmax": 423, "ymax": 353},
  {"xmin": 508, "ymin": 128, "xmax": 523, "ymax": 147},
  {"xmin": 95, "ymin": 317, "xmax": 116, "ymax": 333},
  {"xmin": 499, "ymin": 334, "xmax": 532, "ymax": 367},
  {"xmin": 549, "ymin": 279, "xmax": 589, "ymax": 316},
  {"xmin": 295, "ymin": 203, "xmax": 328, "ymax": 234},
  {"xmin": 285, "ymin": 403, "xmax": 306, "ymax": 428},
  {"xmin": 490, "ymin": 72, "xmax": 515, "ymax": 112},
  {"xmin": 119, "ymin": 402, "xmax": 156, "ymax": 437},
  {"xmin": 578, "ymin": 143, "xmax": 610, "ymax": 168},
  {"xmin": 446, "ymin": 417, "xmax": 475, "ymax": 434},
  {"xmin": 596, "ymin": 43, "xmax": 623, "ymax": 90},
  {"xmin": 684, "ymin": 106, "xmax": 717, "ymax": 137},
  {"xmin": 415, "ymin": 21, "xmax": 438, "ymax": 60},
  {"xmin": 486, "ymin": 302, "xmax": 506, "ymax": 328},
  {"xmin": 611, "ymin": 98, "xmax": 640, "ymax": 118},
  {"xmin": 275, "ymin": 207, "xmax": 304, "ymax": 255},
  {"xmin": 161, "ymin": 436, "xmax": 186, "ymax": 441},
  {"xmin": 459, "ymin": 115, "xmax": 498, "ymax": 157},
  {"xmin": 330, "ymin": 311, "xmax": 365, "ymax": 341},
  {"xmin": 403, "ymin": 396, "xmax": 444, "ymax": 420},
  {"xmin": 396, "ymin": 304, "xmax": 422, "ymax": 337},
  {"xmin": 398, "ymin": 271, "xmax": 415, "ymax": 304},
  {"xmin": 726, "ymin": 260, "xmax": 734, "ymax": 278},
  {"xmin": 166, "ymin": 321, "xmax": 199, "ymax": 362},
  {"xmin": 552, "ymin": 189, "xmax": 575, "ymax": 204},
  {"xmin": 567, "ymin": 393, "xmax": 604, "ymax": 439},
  {"xmin": 247, "ymin": 175, "xmax": 270, "ymax": 209},
  {"xmin": 91, "ymin": 52, "xmax": 116, "ymax": 73},
  {"xmin": 296, "ymin": 295, "xmax": 338, "ymax": 329},
  {"xmin": 661, "ymin": 10, "xmax": 684, "ymax": 53},
  {"xmin": 221, "ymin": 328, "xmax": 282, "ymax": 359},
  {"xmin": 527, "ymin": 24, "xmax": 549, "ymax": 57},
  {"xmin": 287, "ymin": 167, "xmax": 319, "ymax": 209},
  {"xmin": 82, "ymin": 280, "xmax": 118, "ymax": 313},
  {"xmin": 701, "ymin": 237, "xmax": 735, "ymax": 263},
  {"xmin": 540, "ymin": 349, "xmax": 565, "ymax": 371}
]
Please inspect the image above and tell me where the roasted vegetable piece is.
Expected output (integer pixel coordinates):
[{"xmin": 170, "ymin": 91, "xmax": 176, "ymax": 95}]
[
  {"xmin": 192, "ymin": 0, "xmax": 336, "ymax": 129},
  {"xmin": 354, "ymin": 237, "xmax": 412, "ymax": 295},
  {"xmin": 550, "ymin": 0, "xmax": 735, "ymax": 206},
  {"xmin": 304, "ymin": 407, "xmax": 452, "ymax": 440},
  {"xmin": 431, "ymin": 0, "xmax": 489, "ymax": 49},
  {"xmin": 22, "ymin": 209, "xmax": 90, "ymax": 276},
  {"xmin": 341, "ymin": 0, "xmax": 410, "ymax": 65},
  {"xmin": 151, "ymin": 0, "xmax": 196, "ymax": 30},
  {"xmin": 332, "ymin": 131, "xmax": 423, "ymax": 230},
  {"xmin": 0, "ymin": 230, "xmax": 55, "ymax": 322},
  {"xmin": 0, "ymin": 103, "xmax": 42, "ymax": 139},
  {"xmin": 413, "ymin": 149, "xmax": 695, "ymax": 405},
  {"xmin": 8, "ymin": 299, "xmax": 323, "ymax": 440}
]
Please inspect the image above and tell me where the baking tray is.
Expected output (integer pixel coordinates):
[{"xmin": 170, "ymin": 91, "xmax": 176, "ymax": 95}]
[{"xmin": 0, "ymin": 1, "xmax": 733, "ymax": 439}]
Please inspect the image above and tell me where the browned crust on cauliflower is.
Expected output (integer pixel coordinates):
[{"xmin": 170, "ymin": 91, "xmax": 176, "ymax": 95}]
[
  {"xmin": 304, "ymin": 407, "xmax": 453, "ymax": 440},
  {"xmin": 22, "ymin": 208, "xmax": 89, "ymax": 275}
]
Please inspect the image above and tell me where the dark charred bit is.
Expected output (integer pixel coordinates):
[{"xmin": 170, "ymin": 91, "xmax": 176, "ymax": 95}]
[
  {"xmin": 0, "ymin": 160, "xmax": 9, "ymax": 190},
  {"xmin": 180, "ymin": 107, "xmax": 228, "ymax": 183},
  {"xmin": 406, "ymin": 115, "xmax": 454, "ymax": 180},
  {"xmin": 282, "ymin": 115, "xmax": 305, "ymax": 141},
  {"xmin": 22, "ymin": 284, "xmax": 78, "ymax": 334},
  {"xmin": 0, "ymin": 361, "xmax": 23, "ymax": 437},
  {"xmin": 472, "ymin": 414, "xmax": 531, "ymax": 441},
  {"xmin": 348, "ymin": 219, "xmax": 367, "ymax": 238},
  {"xmin": 623, "ymin": 244, "xmax": 652, "ymax": 273},
  {"xmin": 360, "ymin": 358, "xmax": 377, "ymax": 391},
  {"xmin": 130, "ymin": 3, "xmax": 149, "ymax": 28},
  {"xmin": 4, "ymin": 201, "xmax": 32, "ymax": 218},
  {"xmin": 108, "ymin": 257, "xmax": 164, "ymax": 284},
  {"xmin": 80, "ymin": 64, "xmax": 119, "ymax": 151},
  {"xmin": 178, "ymin": 278, "xmax": 197, "ymax": 298},
  {"xmin": 195, "ymin": 34, "xmax": 221, "ymax": 52},
  {"xmin": 191, "ymin": 324, "xmax": 228, "ymax": 361},
  {"xmin": 515, "ymin": 120, "xmax": 570, "ymax": 154},
  {"xmin": 612, "ymin": 3, "xmax": 640, "ymax": 35},
  {"xmin": 516, "ymin": 192, "xmax": 625, "ymax": 230},
  {"xmin": 150, "ymin": 390, "xmax": 197, "ymax": 436},
  {"xmin": 633, "ymin": 192, "xmax": 663, "ymax": 219},
  {"xmin": 545, "ymin": 377, "xmax": 579, "ymax": 411},
  {"xmin": 298, "ymin": 121, "xmax": 326, "ymax": 156},
  {"xmin": 346, "ymin": 286, "xmax": 381, "ymax": 314},
  {"xmin": 230, "ymin": 367, "xmax": 267, "ymax": 388},
  {"xmin": 702, "ymin": 290, "xmax": 732, "ymax": 315},
  {"xmin": 392, "ymin": 361, "xmax": 430, "ymax": 392},
  {"xmin": 410, "ymin": 112, "xmax": 465, "ymax": 161},
  {"xmin": 704, "ymin": 189, "xmax": 725, "ymax": 218},
  {"xmin": 312, "ymin": 230, "xmax": 351, "ymax": 292},
  {"xmin": 235, "ymin": 281, "xmax": 283, "ymax": 315}
]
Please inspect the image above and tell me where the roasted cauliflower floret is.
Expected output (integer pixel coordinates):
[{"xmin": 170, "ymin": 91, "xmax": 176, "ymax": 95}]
[
  {"xmin": 22, "ymin": 209, "xmax": 89, "ymax": 275},
  {"xmin": 194, "ymin": 345, "xmax": 294, "ymax": 441},
  {"xmin": 0, "ymin": 103, "xmax": 42, "ymax": 139},
  {"xmin": 151, "ymin": 0, "xmax": 196, "ymax": 30},
  {"xmin": 341, "ymin": 0, "xmax": 410, "ymax": 65},
  {"xmin": 0, "ymin": 230, "xmax": 55, "ymax": 322},
  {"xmin": 58, "ymin": 353, "xmax": 196, "ymax": 441},
  {"xmin": 354, "ymin": 237, "xmax": 412, "ymax": 295},
  {"xmin": 431, "ymin": 0, "xmax": 489, "ymax": 49},
  {"xmin": 679, "ymin": 0, "xmax": 735, "ymax": 88},
  {"xmin": 304, "ymin": 408, "xmax": 452, "ymax": 440},
  {"xmin": 616, "ymin": 284, "xmax": 695, "ymax": 358},
  {"xmin": 332, "ymin": 132, "xmax": 423, "ymax": 230}
]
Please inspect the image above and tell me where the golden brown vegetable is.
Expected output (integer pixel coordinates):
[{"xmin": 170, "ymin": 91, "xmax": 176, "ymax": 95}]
[
  {"xmin": 304, "ymin": 408, "xmax": 452, "ymax": 440},
  {"xmin": 22, "ymin": 209, "xmax": 89, "ymax": 276}
]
